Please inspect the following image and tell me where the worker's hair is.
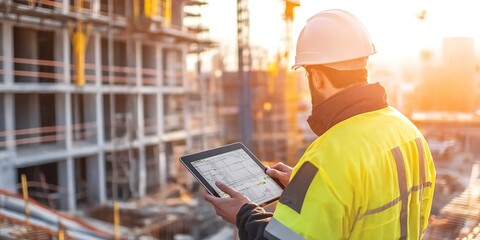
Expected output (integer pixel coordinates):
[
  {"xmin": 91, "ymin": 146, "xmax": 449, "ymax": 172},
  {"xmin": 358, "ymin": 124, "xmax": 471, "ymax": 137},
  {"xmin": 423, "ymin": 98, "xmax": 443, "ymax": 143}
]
[{"xmin": 309, "ymin": 65, "xmax": 368, "ymax": 88}]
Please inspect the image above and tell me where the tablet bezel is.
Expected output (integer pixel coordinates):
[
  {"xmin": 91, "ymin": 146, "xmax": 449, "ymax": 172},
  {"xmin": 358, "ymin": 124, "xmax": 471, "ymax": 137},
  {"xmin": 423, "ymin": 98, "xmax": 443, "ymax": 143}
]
[{"xmin": 179, "ymin": 142, "xmax": 285, "ymax": 206}]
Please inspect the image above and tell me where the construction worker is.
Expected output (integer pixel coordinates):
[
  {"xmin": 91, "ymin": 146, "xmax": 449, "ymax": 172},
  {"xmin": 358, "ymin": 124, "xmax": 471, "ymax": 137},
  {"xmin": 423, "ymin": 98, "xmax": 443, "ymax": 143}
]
[{"xmin": 205, "ymin": 9, "xmax": 436, "ymax": 239}]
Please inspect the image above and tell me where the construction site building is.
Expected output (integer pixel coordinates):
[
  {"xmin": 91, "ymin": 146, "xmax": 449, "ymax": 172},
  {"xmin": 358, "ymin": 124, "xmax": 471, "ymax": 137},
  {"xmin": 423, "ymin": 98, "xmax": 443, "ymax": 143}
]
[
  {"xmin": 0, "ymin": 0, "xmax": 221, "ymax": 214},
  {"xmin": 221, "ymin": 69, "xmax": 304, "ymax": 166}
]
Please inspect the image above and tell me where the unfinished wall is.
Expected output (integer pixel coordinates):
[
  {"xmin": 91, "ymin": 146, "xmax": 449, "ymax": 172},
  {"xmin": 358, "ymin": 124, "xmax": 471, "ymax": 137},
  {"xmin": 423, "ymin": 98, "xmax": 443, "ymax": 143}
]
[{"xmin": 102, "ymin": 94, "xmax": 112, "ymax": 142}]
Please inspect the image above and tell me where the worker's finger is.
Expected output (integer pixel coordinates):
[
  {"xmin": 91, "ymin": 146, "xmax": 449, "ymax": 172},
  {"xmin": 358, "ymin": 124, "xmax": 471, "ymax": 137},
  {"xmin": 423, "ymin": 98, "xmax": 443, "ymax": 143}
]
[
  {"xmin": 266, "ymin": 168, "xmax": 284, "ymax": 179},
  {"xmin": 204, "ymin": 193, "xmax": 219, "ymax": 205},
  {"xmin": 271, "ymin": 162, "xmax": 291, "ymax": 172},
  {"xmin": 200, "ymin": 188, "xmax": 209, "ymax": 198},
  {"xmin": 215, "ymin": 181, "xmax": 242, "ymax": 198}
]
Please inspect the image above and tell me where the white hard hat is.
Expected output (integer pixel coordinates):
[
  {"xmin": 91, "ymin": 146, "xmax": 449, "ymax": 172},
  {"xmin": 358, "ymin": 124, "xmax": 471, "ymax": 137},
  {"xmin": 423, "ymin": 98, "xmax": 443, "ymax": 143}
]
[{"xmin": 292, "ymin": 9, "xmax": 376, "ymax": 70}]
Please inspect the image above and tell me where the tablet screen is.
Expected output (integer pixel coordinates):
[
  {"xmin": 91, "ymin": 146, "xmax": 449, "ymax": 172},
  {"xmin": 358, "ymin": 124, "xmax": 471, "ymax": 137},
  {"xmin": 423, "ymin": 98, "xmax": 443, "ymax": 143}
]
[{"xmin": 191, "ymin": 148, "xmax": 283, "ymax": 204}]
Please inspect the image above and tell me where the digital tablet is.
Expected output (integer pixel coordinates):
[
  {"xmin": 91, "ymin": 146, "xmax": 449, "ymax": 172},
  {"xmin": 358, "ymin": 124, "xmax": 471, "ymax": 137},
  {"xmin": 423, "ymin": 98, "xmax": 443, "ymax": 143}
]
[{"xmin": 180, "ymin": 142, "xmax": 285, "ymax": 206}]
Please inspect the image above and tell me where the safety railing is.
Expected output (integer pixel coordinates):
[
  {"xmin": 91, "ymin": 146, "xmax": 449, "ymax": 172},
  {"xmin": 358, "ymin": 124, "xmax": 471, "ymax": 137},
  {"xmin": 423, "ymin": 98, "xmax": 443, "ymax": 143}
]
[
  {"xmin": 0, "ymin": 55, "xmax": 186, "ymax": 86},
  {"xmin": 0, "ymin": 122, "xmax": 97, "ymax": 148},
  {"xmin": 101, "ymin": 64, "xmax": 136, "ymax": 85},
  {"xmin": 0, "ymin": 56, "xmax": 96, "ymax": 84},
  {"xmin": 142, "ymin": 67, "xmax": 157, "ymax": 85},
  {"xmin": 163, "ymin": 70, "xmax": 184, "ymax": 87},
  {"xmin": 12, "ymin": 0, "xmax": 98, "ymax": 15}
]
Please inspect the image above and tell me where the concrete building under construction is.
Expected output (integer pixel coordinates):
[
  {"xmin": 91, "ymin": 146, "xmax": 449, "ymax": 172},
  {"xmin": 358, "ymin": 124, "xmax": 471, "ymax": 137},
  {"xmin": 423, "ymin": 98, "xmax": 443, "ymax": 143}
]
[{"xmin": 0, "ymin": 0, "xmax": 221, "ymax": 217}]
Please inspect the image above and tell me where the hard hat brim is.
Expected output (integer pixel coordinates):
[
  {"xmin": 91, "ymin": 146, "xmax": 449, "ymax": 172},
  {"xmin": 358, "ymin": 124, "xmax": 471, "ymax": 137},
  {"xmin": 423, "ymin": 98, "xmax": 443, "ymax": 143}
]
[{"xmin": 291, "ymin": 56, "xmax": 370, "ymax": 71}]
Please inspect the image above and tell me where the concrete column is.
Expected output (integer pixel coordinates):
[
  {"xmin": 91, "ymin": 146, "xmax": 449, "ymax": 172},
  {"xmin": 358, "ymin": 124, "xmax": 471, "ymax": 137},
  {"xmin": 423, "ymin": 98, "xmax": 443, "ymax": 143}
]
[
  {"xmin": 65, "ymin": 93, "xmax": 72, "ymax": 150},
  {"xmin": 2, "ymin": 22, "xmax": 13, "ymax": 85},
  {"xmin": 138, "ymin": 145, "xmax": 147, "ymax": 197},
  {"xmin": 83, "ymin": 94, "xmax": 96, "ymax": 142},
  {"xmin": 156, "ymin": 44, "xmax": 164, "ymax": 136},
  {"xmin": 158, "ymin": 142, "xmax": 167, "ymax": 189},
  {"xmin": 156, "ymin": 43, "xmax": 163, "ymax": 86},
  {"xmin": 181, "ymin": 46, "xmax": 192, "ymax": 153},
  {"xmin": 0, "ymin": 21, "xmax": 17, "ymax": 192},
  {"xmin": 184, "ymin": 96, "xmax": 192, "ymax": 153},
  {"xmin": 92, "ymin": 0, "xmax": 100, "ymax": 16},
  {"xmin": 93, "ymin": 33, "xmax": 101, "ymax": 87},
  {"xmin": 95, "ymin": 93, "xmax": 104, "ymax": 146},
  {"xmin": 135, "ymin": 40, "xmax": 142, "ymax": 87},
  {"xmin": 86, "ymin": 154, "xmax": 105, "ymax": 204},
  {"xmin": 62, "ymin": 28, "xmax": 71, "ymax": 84},
  {"xmin": 61, "ymin": 0, "xmax": 69, "ymax": 14},
  {"xmin": 3, "ymin": 93, "xmax": 17, "ymax": 154},
  {"xmin": 95, "ymin": 93, "xmax": 107, "ymax": 203},
  {"xmin": 0, "ymin": 90, "xmax": 15, "ymax": 191},
  {"xmin": 3, "ymin": 23, "xmax": 16, "ymax": 154},
  {"xmin": 1, "ymin": 95, "xmax": 16, "ymax": 192},
  {"xmin": 0, "ymin": 155, "xmax": 16, "ymax": 192},
  {"xmin": 136, "ymin": 41, "xmax": 146, "ymax": 197},
  {"xmin": 91, "ymin": 31, "xmax": 106, "ymax": 203},
  {"xmin": 59, "ymin": 157, "xmax": 76, "ymax": 212},
  {"xmin": 181, "ymin": 45, "xmax": 188, "ymax": 88},
  {"xmin": 55, "ymin": 94, "xmax": 66, "ymax": 147}
]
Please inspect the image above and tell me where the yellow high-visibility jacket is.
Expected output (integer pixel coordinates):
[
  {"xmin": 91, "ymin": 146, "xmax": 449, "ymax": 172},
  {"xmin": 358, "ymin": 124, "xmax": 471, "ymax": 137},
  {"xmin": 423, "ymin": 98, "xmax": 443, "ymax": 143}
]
[{"xmin": 264, "ymin": 106, "xmax": 436, "ymax": 239}]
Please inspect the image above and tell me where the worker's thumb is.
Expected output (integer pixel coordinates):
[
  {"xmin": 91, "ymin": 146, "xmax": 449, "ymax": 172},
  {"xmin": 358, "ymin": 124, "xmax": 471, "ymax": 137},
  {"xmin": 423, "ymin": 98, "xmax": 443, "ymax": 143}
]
[{"xmin": 215, "ymin": 181, "xmax": 241, "ymax": 198}]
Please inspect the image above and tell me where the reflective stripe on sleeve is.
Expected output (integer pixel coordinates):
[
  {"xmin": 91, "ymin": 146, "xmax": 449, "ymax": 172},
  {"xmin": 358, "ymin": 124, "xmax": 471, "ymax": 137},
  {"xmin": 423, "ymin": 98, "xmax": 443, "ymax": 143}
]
[
  {"xmin": 264, "ymin": 217, "xmax": 304, "ymax": 240},
  {"xmin": 392, "ymin": 147, "xmax": 408, "ymax": 240}
]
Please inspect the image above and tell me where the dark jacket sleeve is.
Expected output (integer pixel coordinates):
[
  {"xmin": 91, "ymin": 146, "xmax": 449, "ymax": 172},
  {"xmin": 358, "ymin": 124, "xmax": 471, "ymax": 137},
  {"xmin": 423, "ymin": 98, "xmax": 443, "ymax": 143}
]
[{"xmin": 236, "ymin": 203, "xmax": 273, "ymax": 240}]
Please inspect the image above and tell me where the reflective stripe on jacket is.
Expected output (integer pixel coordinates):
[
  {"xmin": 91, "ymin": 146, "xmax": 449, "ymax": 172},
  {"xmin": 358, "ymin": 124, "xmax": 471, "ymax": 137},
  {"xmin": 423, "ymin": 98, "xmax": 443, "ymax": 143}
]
[{"xmin": 264, "ymin": 106, "xmax": 436, "ymax": 239}]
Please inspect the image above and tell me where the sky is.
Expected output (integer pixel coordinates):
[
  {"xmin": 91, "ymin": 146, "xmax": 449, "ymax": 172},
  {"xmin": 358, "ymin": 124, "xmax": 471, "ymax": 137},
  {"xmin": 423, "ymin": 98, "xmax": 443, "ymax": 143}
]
[{"xmin": 198, "ymin": 0, "xmax": 480, "ymax": 71}]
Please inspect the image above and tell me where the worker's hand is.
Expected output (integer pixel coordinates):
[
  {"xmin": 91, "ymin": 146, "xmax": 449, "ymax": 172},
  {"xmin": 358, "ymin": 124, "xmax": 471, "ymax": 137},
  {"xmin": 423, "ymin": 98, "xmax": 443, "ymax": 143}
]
[
  {"xmin": 266, "ymin": 162, "xmax": 292, "ymax": 186},
  {"xmin": 204, "ymin": 181, "xmax": 250, "ymax": 225}
]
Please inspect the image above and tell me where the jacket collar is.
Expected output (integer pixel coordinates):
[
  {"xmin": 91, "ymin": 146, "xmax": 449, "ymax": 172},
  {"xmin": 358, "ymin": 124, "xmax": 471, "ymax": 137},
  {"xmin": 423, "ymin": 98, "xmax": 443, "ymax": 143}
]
[{"xmin": 307, "ymin": 83, "xmax": 389, "ymax": 136}]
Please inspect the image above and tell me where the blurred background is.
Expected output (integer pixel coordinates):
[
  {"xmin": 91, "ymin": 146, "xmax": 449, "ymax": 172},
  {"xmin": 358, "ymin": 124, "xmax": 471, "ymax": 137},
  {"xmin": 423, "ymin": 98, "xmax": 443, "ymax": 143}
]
[{"xmin": 0, "ymin": 0, "xmax": 479, "ymax": 239}]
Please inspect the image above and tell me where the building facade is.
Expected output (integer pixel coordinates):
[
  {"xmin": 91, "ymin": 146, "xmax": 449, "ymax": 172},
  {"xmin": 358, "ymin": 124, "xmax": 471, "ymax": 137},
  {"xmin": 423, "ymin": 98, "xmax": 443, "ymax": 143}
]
[{"xmin": 0, "ymin": 0, "xmax": 221, "ymax": 213}]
